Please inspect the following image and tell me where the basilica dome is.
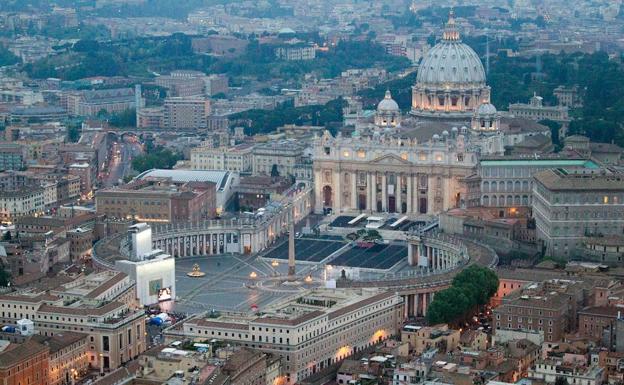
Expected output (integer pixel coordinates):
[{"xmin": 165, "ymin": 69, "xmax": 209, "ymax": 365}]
[
  {"xmin": 411, "ymin": 10, "xmax": 491, "ymax": 119},
  {"xmin": 415, "ymin": 39, "xmax": 486, "ymax": 87}
]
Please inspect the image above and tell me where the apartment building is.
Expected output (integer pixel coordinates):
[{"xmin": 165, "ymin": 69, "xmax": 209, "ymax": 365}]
[
  {"xmin": 400, "ymin": 324, "xmax": 460, "ymax": 354},
  {"xmin": 163, "ymin": 97, "xmax": 211, "ymax": 129},
  {"xmin": 165, "ymin": 289, "xmax": 403, "ymax": 385},
  {"xmin": 529, "ymin": 360, "xmax": 604, "ymax": 385},
  {"xmin": 0, "ymin": 142, "xmax": 26, "ymax": 171},
  {"xmin": 493, "ymin": 279, "xmax": 584, "ymax": 342},
  {"xmin": 0, "ymin": 339, "xmax": 49, "ymax": 385},
  {"xmin": 66, "ymin": 88, "xmax": 136, "ymax": 117}
]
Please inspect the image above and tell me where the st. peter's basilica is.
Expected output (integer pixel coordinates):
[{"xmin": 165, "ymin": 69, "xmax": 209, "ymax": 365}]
[{"xmin": 313, "ymin": 11, "xmax": 551, "ymax": 216}]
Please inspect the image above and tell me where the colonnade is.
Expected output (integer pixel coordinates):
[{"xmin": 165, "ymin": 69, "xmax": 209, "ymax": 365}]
[
  {"xmin": 402, "ymin": 292, "xmax": 435, "ymax": 318},
  {"xmin": 407, "ymin": 234, "xmax": 467, "ymax": 271},
  {"xmin": 149, "ymin": 184, "xmax": 313, "ymax": 257}
]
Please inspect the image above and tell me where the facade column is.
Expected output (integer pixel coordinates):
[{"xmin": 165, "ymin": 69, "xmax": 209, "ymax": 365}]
[
  {"xmin": 334, "ymin": 171, "xmax": 341, "ymax": 213},
  {"xmin": 351, "ymin": 172, "xmax": 357, "ymax": 210},
  {"xmin": 422, "ymin": 293, "xmax": 428, "ymax": 316},
  {"xmin": 314, "ymin": 170, "xmax": 322, "ymax": 214},
  {"xmin": 407, "ymin": 174, "xmax": 413, "ymax": 214},
  {"xmin": 381, "ymin": 173, "xmax": 387, "ymax": 212},
  {"xmin": 414, "ymin": 294, "xmax": 420, "ymax": 317},
  {"xmin": 366, "ymin": 173, "xmax": 372, "ymax": 211},
  {"xmin": 396, "ymin": 174, "xmax": 402, "ymax": 214},
  {"xmin": 371, "ymin": 173, "xmax": 377, "ymax": 212},
  {"xmin": 428, "ymin": 246, "xmax": 432, "ymax": 269}
]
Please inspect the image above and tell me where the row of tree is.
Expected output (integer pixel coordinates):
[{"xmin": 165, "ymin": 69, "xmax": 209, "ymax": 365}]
[
  {"xmin": 426, "ymin": 265, "xmax": 499, "ymax": 325},
  {"xmin": 230, "ymin": 98, "xmax": 346, "ymax": 136},
  {"xmin": 131, "ymin": 147, "xmax": 183, "ymax": 173},
  {"xmin": 22, "ymin": 34, "xmax": 410, "ymax": 85}
]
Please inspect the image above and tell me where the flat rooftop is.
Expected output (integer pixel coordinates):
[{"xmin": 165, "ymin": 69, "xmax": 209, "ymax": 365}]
[{"xmin": 135, "ymin": 169, "xmax": 231, "ymax": 191}]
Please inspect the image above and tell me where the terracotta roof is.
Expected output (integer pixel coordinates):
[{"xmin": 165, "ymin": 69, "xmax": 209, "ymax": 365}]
[
  {"xmin": 222, "ymin": 348, "xmax": 264, "ymax": 374},
  {"xmin": 0, "ymin": 340, "xmax": 48, "ymax": 368},
  {"xmin": 30, "ymin": 331, "xmax": 88, "ymax": 353},
  {"xmin": 0, "ymin": 293, "xmax": 59, "ymax": 303},
  {"xmin": 578, "ymin": 306, "xmax": 620, "ymax": 318}
]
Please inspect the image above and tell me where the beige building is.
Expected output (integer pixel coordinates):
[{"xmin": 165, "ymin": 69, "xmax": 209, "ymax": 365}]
[
  {"xmin": 313, "ymin": 130, "xmax": 475, "ymax": 215},
  {"xmin": 165, "ymin": 288, "xmax": 403, "ymax": 385},
  {"xmin": 509, "ymin": 94, "xmax": 570, "ymax": 125},
  {"xmin": 532, "ymin": 169, "xmax": 624, "ymax": 258},
  {"xmin": 191, "ymin": 143, "xmax": 253, "ymax": 173},
  {"xmin": 0, "ymin": 271, "xmax": 146, "ymax": 373},
  {"xmin": 139, "ymin": 345, "xmax": 212, "ymax": 382},
  {"xmin": 163, "ymin": 97, "xmax": 211, "ymax": 129},
  {"xmin": 400, "ymin": 324, "xmax": 460, "ymax": 354},
  {"xmin": 252, "ymin": 140, "xmax": 305, "ymax": 177},
  {"xmin": 0, "ymin": 185, "xmax": 45, "ymax": 222}
]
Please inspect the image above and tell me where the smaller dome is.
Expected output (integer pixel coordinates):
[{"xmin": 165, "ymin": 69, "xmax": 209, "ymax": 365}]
[
  {"xmin": 432, "ymin": 134, "xmax": 440, "ymax": 140},
  {"xmin": 377, "ymin": 90, "xmax": 399, "ymax": 112},
  {"xmin": 452, "ymin": 126, "xmax": 458, "ymax": 132},
  {"xmin": 442, "ymin": 130, "xmax": 449, "ymax": 136},
  {"xmin": 477, "ymin": 102, "xmax": 497, "ymax": 115}
]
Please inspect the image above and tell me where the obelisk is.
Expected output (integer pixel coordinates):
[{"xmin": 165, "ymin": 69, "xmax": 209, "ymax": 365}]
[{"xmin": 288, "ymin": 220, "xmax": 296, "ymax": 279}]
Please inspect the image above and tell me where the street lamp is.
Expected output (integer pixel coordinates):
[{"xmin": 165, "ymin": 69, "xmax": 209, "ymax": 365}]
[
  {"xmin": 99, "ymin": 353, "xmax": 104, "ymax": 376},
  {"xmin": 324, "ymin": 265, "xmax": 333, "ymax": 281}
]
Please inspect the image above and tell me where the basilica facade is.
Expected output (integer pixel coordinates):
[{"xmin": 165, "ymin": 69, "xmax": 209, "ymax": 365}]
[{"xmin": 313, "ymin": 131, "xmax": 476, "ymax": 215}]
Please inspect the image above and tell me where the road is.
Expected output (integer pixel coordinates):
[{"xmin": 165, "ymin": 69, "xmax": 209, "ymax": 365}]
[{"xmin": 101, "ymin": 137, "xmax": 144, "ymax": 188}]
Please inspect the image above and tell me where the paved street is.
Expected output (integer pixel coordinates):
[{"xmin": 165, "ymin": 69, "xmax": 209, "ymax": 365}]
[{"xmin": 102, "ymin": 137, "xmax": 143, "ymax": 188}]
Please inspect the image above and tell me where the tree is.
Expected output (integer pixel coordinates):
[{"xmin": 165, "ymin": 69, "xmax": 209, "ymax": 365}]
[
  {"xmin": 270, "ymin": 164, "xmax": 280, "ymax": 177},
  {"xmin": 109, "ymin": 108, "xmax": 136, "ymax": 128},
  {"xmin": 131, "ymin": 146, "xmax": 183, "ymax": 173},
  {"xmin": 555, "ymin": 377, "xmax": 569, "ymax": 385},
  {"xmin": 0, "ymin": 268, "xmax": 9, "ymax": 287},
  {"xmin": 426, "ymin": 286, "xmax": 472, "ymax": 325},
  {"xmin": 538, "ymin": 119, "xmax": 562, "ymax": 150},
  {"xmin": 67, "ymin": 125, "xmax": 81, "ymax": 143},
  {"xmin": 427, "ymin": 266, "xmax": 499, "ymax": 325}
]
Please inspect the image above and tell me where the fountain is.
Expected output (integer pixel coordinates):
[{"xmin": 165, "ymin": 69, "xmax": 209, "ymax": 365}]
[{"xmin": 186, "ymin": 264, "xmax": 206, "ymax": 278}]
